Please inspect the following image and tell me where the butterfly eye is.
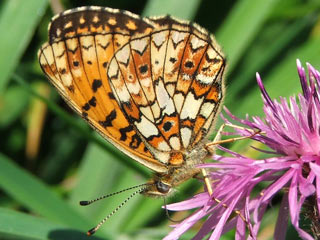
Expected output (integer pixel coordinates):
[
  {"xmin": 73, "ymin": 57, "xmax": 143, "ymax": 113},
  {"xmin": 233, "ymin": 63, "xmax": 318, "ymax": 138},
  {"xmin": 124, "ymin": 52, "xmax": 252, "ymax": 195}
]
[{"xmin": 156, "ymin": 180, "xmax": 171, "ymax": 194}]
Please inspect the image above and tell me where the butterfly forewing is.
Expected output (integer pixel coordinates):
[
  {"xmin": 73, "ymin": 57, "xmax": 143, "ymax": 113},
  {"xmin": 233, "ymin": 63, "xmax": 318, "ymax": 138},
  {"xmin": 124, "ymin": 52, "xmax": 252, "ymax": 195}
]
[
  {"xmin": 38, "ymin": 7, "xmax": 166, "ymax": 172},
  {"xmin": 38, "ymin": 6, "xmax": 225, "ymax": 174}
]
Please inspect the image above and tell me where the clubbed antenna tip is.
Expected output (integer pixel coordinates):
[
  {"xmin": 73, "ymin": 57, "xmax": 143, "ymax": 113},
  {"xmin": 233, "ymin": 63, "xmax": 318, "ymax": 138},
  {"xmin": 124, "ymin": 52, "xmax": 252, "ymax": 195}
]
[
  {"xmin": 87, "ymin": 227, "xmax": 96, "ymax": 236},
  {"xmin": 79, "ymin": 201, "xmax": 90, "ymax": 206}
]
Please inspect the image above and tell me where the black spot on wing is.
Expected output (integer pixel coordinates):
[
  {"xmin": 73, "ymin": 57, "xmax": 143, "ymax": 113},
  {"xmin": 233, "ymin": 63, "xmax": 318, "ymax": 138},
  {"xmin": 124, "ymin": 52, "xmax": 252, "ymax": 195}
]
[
  {"xmin": 82, "ymin": 103, "xmax": 90, "ymax": 111},
  {"xmin": 82, "ymin": 96, "xmax": 97, "ymax": 112},
  {"xmin": 169, "ymin": 57, "xmax": 177, "ymax": 63},
  {"xmin": 184, "ymin": 61, "xmax": 194, "ymax": 68},
  {"xmin": 88, "ymin": 96, "xmax": 96, "ymax": 107},
  {"xmin": 92, "ymin": 79, "xmax": 102, "ymax": 92},
  {"xmin": 163, "ymin": 121, "xmax": 172, "ymax": 132},
  {"xmin": 139, "ymin": 64, "xmax": 148, "ymax": 74},
  {"xmin": 108, "ymin": 92, "xmax": 116, "ymax": 99},
  {"xmin": 67, "ymin": 85, "xmax": 74, "ymax": 92},
  {"xmin": 119, "ymin": 125, "xmax": 134, "ymax": 141},
  {"xmin": 98, "ymin": 110, "xmax": 117, "ymax": 128}
]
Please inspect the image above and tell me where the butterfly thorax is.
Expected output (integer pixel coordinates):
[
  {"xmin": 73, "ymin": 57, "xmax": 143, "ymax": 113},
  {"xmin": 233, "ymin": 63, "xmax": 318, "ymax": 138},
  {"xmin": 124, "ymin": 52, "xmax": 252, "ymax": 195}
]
[{"xmin": 143, "ymin": 143, "xmax": 210, "ymax": 197}]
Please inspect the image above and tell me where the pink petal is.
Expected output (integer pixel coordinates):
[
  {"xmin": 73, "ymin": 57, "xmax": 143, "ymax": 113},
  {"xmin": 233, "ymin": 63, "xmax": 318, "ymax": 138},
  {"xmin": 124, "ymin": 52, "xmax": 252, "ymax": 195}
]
[
  {"xmin": 209, "ymin": 193, "xmax": 242, "ymax": 240},
  {"xmin": 261, "ymin": 169, "xmax": 295, "ymax": 202},
  {"xmin": 288, "ymin": 171, "xmax": 298, "ymax": 226},
  {"xmin": 310, "ymin": 162, "xmax": 320, "ymax": 177},
  {"xmin": 165, "ymin": 192, "xmax": 209, "ymax": 211},
  {"xmin": 164, "ymin": 209, "xmax": 208, "ymax": 240},
  {"xmin": 235, "ymin": 214, "xmax": 246, "ymax": 240},
  {"xmin": 192, "ymin": 205, "xmax": 227, "ymax": 239}
]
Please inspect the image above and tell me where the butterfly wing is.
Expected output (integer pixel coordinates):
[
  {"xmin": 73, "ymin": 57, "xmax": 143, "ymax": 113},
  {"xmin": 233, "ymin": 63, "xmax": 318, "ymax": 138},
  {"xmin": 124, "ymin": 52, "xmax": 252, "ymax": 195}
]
[
  {"xmin": 38, "ymin": 6, "xmax": 225, "ymax": 171},
  {"xmin": 38, "ymin": 7, "xmax": 167, "ymax": 173},
  {"xmin": 148, "ymin": 16, "xmax": 226, "ymax": 151},
  {"xmin": 107, "ymin": 15, "xmax": 225, "ymax": 165}
]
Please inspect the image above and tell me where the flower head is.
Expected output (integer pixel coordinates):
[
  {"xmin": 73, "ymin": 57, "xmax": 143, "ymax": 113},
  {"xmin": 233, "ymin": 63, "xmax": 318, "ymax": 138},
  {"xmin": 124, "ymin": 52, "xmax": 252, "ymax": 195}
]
[{"xmin": 164, "ymin": 60, "xmax": 320, "ymax": 240}]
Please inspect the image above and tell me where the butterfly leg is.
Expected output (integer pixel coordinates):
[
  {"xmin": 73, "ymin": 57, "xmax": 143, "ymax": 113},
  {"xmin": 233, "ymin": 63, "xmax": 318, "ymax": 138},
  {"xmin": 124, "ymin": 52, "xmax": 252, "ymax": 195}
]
[
  {"xmin": 201, "ymin": 168, "xmax": 213, "ymax": 195},
  {"xmin": 202, "ymin": 123, "xmax": 258, "ymax": 236},
  {"xmin": 205, "ymin": 123, "xmax": 261, "ymax": 152},
  {"xmin": 202, "ymin": 122, "xmax": 261, "ymax": 194}
]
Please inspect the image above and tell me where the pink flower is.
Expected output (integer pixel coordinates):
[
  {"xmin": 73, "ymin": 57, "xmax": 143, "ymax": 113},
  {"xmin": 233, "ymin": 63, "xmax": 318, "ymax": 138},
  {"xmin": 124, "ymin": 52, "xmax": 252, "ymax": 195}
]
[{"xmin": 164, "ymin": 60, "xmax": 320, "ymax": 240}]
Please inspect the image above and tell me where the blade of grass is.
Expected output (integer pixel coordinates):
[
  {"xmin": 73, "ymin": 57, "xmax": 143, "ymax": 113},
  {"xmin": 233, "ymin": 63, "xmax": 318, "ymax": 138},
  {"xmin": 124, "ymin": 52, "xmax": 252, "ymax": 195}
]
[
  {"xmin": 0, "ymin": 153, "xmax": 90, "ymax": 230},
  {"xmin": 70, "ymin": 140, "xmax": 147, "ymax": 235},
  {"xmin": 0, "ymin": 0, "xmax": 48, "ymax": 93},
  {"xmin": 0, "ymin": 85, "xmax": 29, "ymax": 128},
  {"xmin": 225, "ymin": 15, "xmax": 314, "ymax": 106},
  {"xmin": 230, "ymin": 36, "xmax": 320, "ymax": 118},
  {"xmin": 69, "ymin": 140, "xmax": 129, "ymax": 218},
  {"xmin": 0, "ymin": 207, "xmax": 108, "ymax": 240},
  {"xmin": 217, "ymin": 0, "xmax": 281, "ymax": 73},
  {"xmin": 39, "ymin": 130, "xmax": 84, "ymax": 182}
]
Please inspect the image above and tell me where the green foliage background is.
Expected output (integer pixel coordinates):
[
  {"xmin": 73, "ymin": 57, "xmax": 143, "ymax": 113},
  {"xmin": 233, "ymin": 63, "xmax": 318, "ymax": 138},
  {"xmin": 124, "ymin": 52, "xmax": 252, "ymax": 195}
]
[{"xmin": 0, "ymin": 0, "xmax": 319, "ymax": 239}]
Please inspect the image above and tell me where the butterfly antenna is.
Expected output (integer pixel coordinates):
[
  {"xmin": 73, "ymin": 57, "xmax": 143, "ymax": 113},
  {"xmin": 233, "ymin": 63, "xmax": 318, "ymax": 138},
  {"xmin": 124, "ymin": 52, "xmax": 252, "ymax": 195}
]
[
  {"xmin": 84, "ymin": 185, "xmax": 149, "ymax": 236},
  {"xmin": 79, "ymin": 183, "xmax": 149, "ymax": 206}
]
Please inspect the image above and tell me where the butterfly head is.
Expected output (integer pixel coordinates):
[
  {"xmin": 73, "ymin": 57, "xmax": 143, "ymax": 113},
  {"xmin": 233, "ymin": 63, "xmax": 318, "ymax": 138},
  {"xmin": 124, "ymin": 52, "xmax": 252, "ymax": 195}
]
[{"xmin": 143, "ymin": 177, "xmax": 173, "ymax": 197}]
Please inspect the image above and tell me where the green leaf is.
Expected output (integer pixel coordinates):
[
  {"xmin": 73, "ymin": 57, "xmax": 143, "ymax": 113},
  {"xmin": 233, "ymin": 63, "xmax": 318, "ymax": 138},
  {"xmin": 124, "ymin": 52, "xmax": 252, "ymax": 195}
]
[
  {"xmin": 225, "ymin": 16, "xmax": 314, "ymax": 106},
  {"xmin": 0, "ymin": 0, "xmax": 48, "ymax": 93},
  {"xmin": 0, "ymin": 153, "xmax": 91, "ymax": 231},
  {"xmin": 217, "ymin": 0, "xmax": 282, "ymax": 72},
  {"xmin": 70, "ymin": 140, "xmax": 147, "ymax": 235},
  {"xmin": 0, "ymin": 207, "xmax": 107, "ymax": 240},
  {"xmin": 0, "ymin": 85, "xmax": 29, "ymax": 127},
  {"xmin": 230, "ymin": 37, "xmax": 320, "ymax": 118}
]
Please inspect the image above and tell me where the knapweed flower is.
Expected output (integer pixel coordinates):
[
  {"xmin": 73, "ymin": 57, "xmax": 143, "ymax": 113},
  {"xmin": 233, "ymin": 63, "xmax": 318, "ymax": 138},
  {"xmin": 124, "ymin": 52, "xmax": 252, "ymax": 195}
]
[{"xmin": 164, "ymin": 60, "xmax": 320, "ymax": 240}]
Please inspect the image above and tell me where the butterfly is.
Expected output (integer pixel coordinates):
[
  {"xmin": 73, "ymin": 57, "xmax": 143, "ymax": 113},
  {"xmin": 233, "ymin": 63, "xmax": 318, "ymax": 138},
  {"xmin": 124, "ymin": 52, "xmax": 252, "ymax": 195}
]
[{"xmin": 38, "ymin": 5, "xmax": 225, "ymax": 233}]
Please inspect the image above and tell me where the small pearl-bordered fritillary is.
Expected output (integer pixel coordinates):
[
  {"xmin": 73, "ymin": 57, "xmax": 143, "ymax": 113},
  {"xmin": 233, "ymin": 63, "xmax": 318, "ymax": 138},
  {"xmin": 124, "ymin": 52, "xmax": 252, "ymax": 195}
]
[{"xmin": 38, "ymin": 5, "xmax": 225, "ymax": 234}]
